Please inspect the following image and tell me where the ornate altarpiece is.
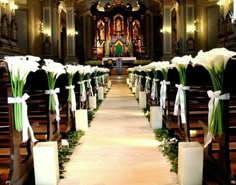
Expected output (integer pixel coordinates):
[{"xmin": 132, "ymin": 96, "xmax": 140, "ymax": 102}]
[{"xmin": 90, "ymin": 0, "xmax": 146, "ymax": 60}]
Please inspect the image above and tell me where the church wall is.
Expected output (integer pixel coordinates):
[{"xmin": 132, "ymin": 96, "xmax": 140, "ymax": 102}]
[
  {"xmin": 27, "ymin": 0, "xmax": 42, "ymax": 56},
  {"xmin": 195, "ymin": 0, "xmax": 219, "ymax": 52}
]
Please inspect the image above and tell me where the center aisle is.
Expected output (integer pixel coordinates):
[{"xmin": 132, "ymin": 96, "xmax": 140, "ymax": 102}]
[{"xmin": 59, "ymin": 75, "xmax": 178, "ymax": 185}]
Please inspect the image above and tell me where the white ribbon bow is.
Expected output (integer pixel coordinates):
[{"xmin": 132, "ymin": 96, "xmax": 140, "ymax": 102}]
[
  {"xmin": 174, "ymin": 84, "xmax": 190, "ymax": 124},
  {"xmin": 88, "ymin": 79, "xmax": 94, "ymax": 96},
  {"xmin": 66, "ymin": 85, "xmax": 76, "ymax": 111},
  {"xmin": 138, "ymin": 75, "xmax": 143, "ymax": 88},
  {"xmin": 134, "ymin": 74, "xmax": 138, "ymax": 87},
  {"xmin": 151, "ymin": 79, "xmax": 159, "ymax": 100},
  {"xmin": 159, "ymin": 80, "xmax": 170, "ymax": 109},
  {"xmin": 78, "ymin": 81, "xmax": 86, "ymax": 102},
  {"xmin": 45, "ymin": 88, "xmax": 60, "ymax": 121},
  {"xmin": 145, "ymin": 76, "xmax": 151, "ymax": 93},
  {"xmin": 204, "ymin": 90, "xmax": 230, "ymax": 148},
  {"xmin": 102, "ymin": 75, "xmax": 105, "ymax": 85},
  {"xmin": 8, "ymin": 93, "xmax": 38, "ymax": 143}
]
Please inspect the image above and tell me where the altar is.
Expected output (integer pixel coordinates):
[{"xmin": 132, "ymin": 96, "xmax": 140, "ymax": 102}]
[
  {"xmin": 102, "ymin": 57, "xmax": 136, "ymax": 64},
  {"xmin": 90, "ymin": 1, "xmax": 147, "ymax": 60},
  {"xmin": 102, "ymin": 57, "xmax": 136, "ymax": 75}
]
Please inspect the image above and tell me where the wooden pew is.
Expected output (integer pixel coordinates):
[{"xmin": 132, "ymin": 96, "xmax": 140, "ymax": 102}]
[
  {"xmin": 0, "ymin": 60, "xmax": 33, "ymax": 185},
  {"xmin": 163, "ymin": 67, "xmax": 182, "ymax": 138},
  {"xmin": 24, "ymin": 69, "xmax": 62, "ymax": 141}
]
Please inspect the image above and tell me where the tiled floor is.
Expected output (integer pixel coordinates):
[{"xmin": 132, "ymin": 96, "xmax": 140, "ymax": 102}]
[{"xmin": 58, "ymin": 75, "xmax": 178, "ymax": 185}]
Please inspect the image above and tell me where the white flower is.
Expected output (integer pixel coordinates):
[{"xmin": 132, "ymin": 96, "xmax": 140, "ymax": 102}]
[
  {"xmin": 171, "ymin": 55, "xmax": 192, "ymax": 66},
  {"xmin": 77, "ymin": 65, "xmax": 85, "ymax": 75},
  {"xmin": 4, "ymin": 56, "xmax": 39, "ymax": 83},
  {"xmin": 42, "ymin": 59, "xmax": 65, "ymax": 79},
  {"xmin": 65, "ymin": 64, "xmax": 78, "ymax": 75},
  {"xmin": 83, "ymin": 65, "xmax": 92, "ymax": 75},
  {"xmin": 192, "ymin": 48, "xmax": 236, "ymax": 73}
]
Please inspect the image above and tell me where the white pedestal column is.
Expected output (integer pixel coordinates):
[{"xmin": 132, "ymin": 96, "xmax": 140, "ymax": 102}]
[
  {"xmin": 129, "ymin": 82, "xmax": 132, "ymax": 88},
  {"xmin": 132, "ymin": 86, "xmax": 136, "ymax": 94},
  {"xmin": 126, "ymin": 78, "xmax": 129, "ymax": 85},
  {"xmin": 75, "ymin": 109, "xmax": 88, "ymax": 131},
  {"xmin": 107, "ymin": 80, "xmax": 112, "ymax": 89},
  {"xmin": 139, "ymin": 91, "xmax": 146, "ymax": 108},
  {"xmin": 89, "ymin": 96, "xmax": 97, "ymax": 109},
  {"xmin": 33, "ymin": 141, "xmax": 59, "ymax": 185},
  {"xmin": 135, "ymin": 86, "xmax": 140, "ymax": 99},
  {"xmin": 150, "ymin": 106, "xmax": 162, "ymax": 129},
  {"xmin": 98, "ymin": 86, "xmax": 104, "ymax": 100},
  {"xmin": 178, "ymin": 142, "xmax": 203, "ymax": 185}
]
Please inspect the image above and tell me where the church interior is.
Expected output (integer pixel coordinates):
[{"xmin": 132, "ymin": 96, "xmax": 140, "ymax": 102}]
[{"xmin": 0, "ymin": 0, "xmax": 236, "ymax": 185}]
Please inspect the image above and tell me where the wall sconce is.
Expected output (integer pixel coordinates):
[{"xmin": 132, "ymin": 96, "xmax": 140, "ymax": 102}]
[
  {"xmin": 0, "ymin": 0, "xmax": 8, "ymax": 4},
  {"xmin": 161, "ymin": 27, "xmax": 171, "ymax": 34},
  {"xmin": 10, "ymin": 2, "xmax": 18, "ymax": 14},
  {"xmin": 187, "ymin": 24, "xmax": 195, "ymax": 33},
  {"xmin": 217, "ymin": 0, "xmax": 225, "ymax": 6},
  {"xmin": 39, "ymin": 22, "xmax": 44, "ymax": 34},
  {"xmin": 67, "ymin": 29, "xmax": 75, "ymax": 36},
  {"xmin": 43, "ymin": 28, "xmax": 51, "ymax": 37},
  {"xmin": 187, "ymin": 19, "xmax": 199, "ymax": 34}
]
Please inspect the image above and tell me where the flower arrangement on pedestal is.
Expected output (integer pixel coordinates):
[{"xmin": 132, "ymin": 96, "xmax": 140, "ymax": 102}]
[
  {"xmin": 171, "ymin": 55, "xmax": 192, "ymax": 124},
  {"xmin": 65, "ymin": 64, "xmax": 78, "ymax": 111},
  {"xmin": 84, "ymin": 65, "xmax": 94, "ymax": 97},
  {"xmin": 156, "ymin": 61, "xmax": 171, "ymax": 109},
  {"xmin": 77, "ymin": 65, "xmax": 86, "ymax": 105},
  {"xmin": 192, "ymin": 48, "xmax": 236, "ymax": 146},
  {"xmin": 42, "ymin": 59, "xmax": 65, "ymax": 121},
  {"xmin": 4, "ymin": 55, "xmax": 40, "ymax": 142}
]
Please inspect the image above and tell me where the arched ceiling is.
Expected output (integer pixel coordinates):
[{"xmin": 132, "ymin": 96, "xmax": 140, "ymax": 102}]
[{"xmin": 74, "ymin": 0, "xmax": 163, "ymax": 15}]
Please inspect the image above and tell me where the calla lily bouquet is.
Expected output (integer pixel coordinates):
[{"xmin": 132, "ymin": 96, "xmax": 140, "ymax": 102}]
[
  {"xmin": 192, "ymin": 48, "xmax": 236, "ymax": 146},
  {"xmin": 171, "ymin": 55, "xmax": 192, "ymax": 124},
  {"xmin": 4, "ymin": 55, "xmax": 40, "ymax": 142},
  {"xmin": 65, "ymin": 64, "xmax": 78, "ymax": 111},
  {"xmin": 42, "ymin": 59, "xmax": 65, "ymax": 121},
  {"xmin": 77, "ymin": 65, "xmax": 86, "ymax": 102},
  {"xmin": 155, "ymin": 61, "xmax": 171, "ymax": 109}
]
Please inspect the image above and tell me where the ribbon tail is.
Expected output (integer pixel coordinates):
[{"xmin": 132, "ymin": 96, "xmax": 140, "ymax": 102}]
[
  {"xmin": 54, "ymin": 94, "xmax": 60, "ymax": 121},
  {"xmin": 90, "ymin": 82, "xmax": 94, "ymax": 96},
  {"xmin": 22, "ymin": 101, "xmax": 38, "ymax": 143},
  {"xmin": 71, "ymin": 88, "xmax": 76, "ymax": 111},
  {"xmin": 204, "ymin": 131, "xmax": 213, "ymax": 148}
]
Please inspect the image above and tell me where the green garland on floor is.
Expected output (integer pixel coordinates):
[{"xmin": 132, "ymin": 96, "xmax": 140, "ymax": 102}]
[
  {"xmin": 88, "ymin": 109, "xmax": 95, "ymax": 127},
  {"xmin": 153, "ymin": 129, "xmax": 179, "ymax": 174},
  {"xmin": 143, "ymin": 106, "xmax": 150, "ymax": 122},
  {"xmin": 58, "ymin": 130, "xmax": 85, "ymax": 179}
]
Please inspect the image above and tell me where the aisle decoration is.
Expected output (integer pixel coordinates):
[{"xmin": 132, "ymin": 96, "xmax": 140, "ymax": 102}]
[
  {"xmin": 77, "ymin": 65, "xmax": 86, "ymax": 104},
  {"xmin": 171, "ymin": 55, "xmax": 192, "ymax": 124},
  {"xmin": 192, "ymin": 48, "xmax": 236, "ymax": 147},
  {"xmin": 150, "ymin": 62, "xmax": 161, "ymax": 101},
  {"xmin": 65, "ymin": 64, "xmax": 78, "ymax": 111},
  {"xmin": 42, "ymin": 59, "xmax": 65, "ymax": 121},
  {"xmin": 5, "ymin": 55, "xmax": 40, "ymax": 142},
  {"xmin": 84, "ymin": 65, "xmax": 94, "ymax": 96},
  {"xmin": 157, "ymin": 61, "xmax": 171, "ymax": 109}
]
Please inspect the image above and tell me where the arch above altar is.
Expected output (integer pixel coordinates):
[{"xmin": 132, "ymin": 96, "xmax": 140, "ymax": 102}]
[{"xmin": 90, "ymin": 0, "xmax": 147, "ymax": 60}]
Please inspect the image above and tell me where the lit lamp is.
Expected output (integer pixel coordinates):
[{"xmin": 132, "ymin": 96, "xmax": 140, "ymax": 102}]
[
  {"xmin": 0, "ymin": 0, "xmax": 8, "ymax": 4},
  {"xmin": 10, "ymin": 2, "xmax": 18, "ymax": 14},
  {"xmin": 233, "ymin": 0, "xmax": 236, "ymax": 23}
]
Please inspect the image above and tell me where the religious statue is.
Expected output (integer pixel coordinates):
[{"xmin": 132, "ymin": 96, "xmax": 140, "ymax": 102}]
[
  {"xmin": 97, "ymin": 19, "xmax": 105, "ymax": 42},
  {"xmin": 115, "ymin": 18, "xmax": 122, "ymax": 33},
  {"xmin": 104, "ymin": 39, "xmax": 110, "ymax": 57}
]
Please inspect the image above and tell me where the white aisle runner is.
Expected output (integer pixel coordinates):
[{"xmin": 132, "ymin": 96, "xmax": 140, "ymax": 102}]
[{"xmin": 59, "ymin": 76, "xmax": 177, "ymax": 185}]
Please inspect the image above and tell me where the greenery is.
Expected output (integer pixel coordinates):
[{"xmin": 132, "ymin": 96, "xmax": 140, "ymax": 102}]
[
  {"xmin": 143, "ymin": 106, "xmax": 150, "ymax": 122},
  {"xmin": 88, "ymin": 109, "xmax": 95, "ymax": 126},
  {"xmin": 58, "ymin": 130, "xmax": 85, "ymax": 179},
  {"xmin": 153, "ymin": 129, "xmax": 179, "ymax": 174}
]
